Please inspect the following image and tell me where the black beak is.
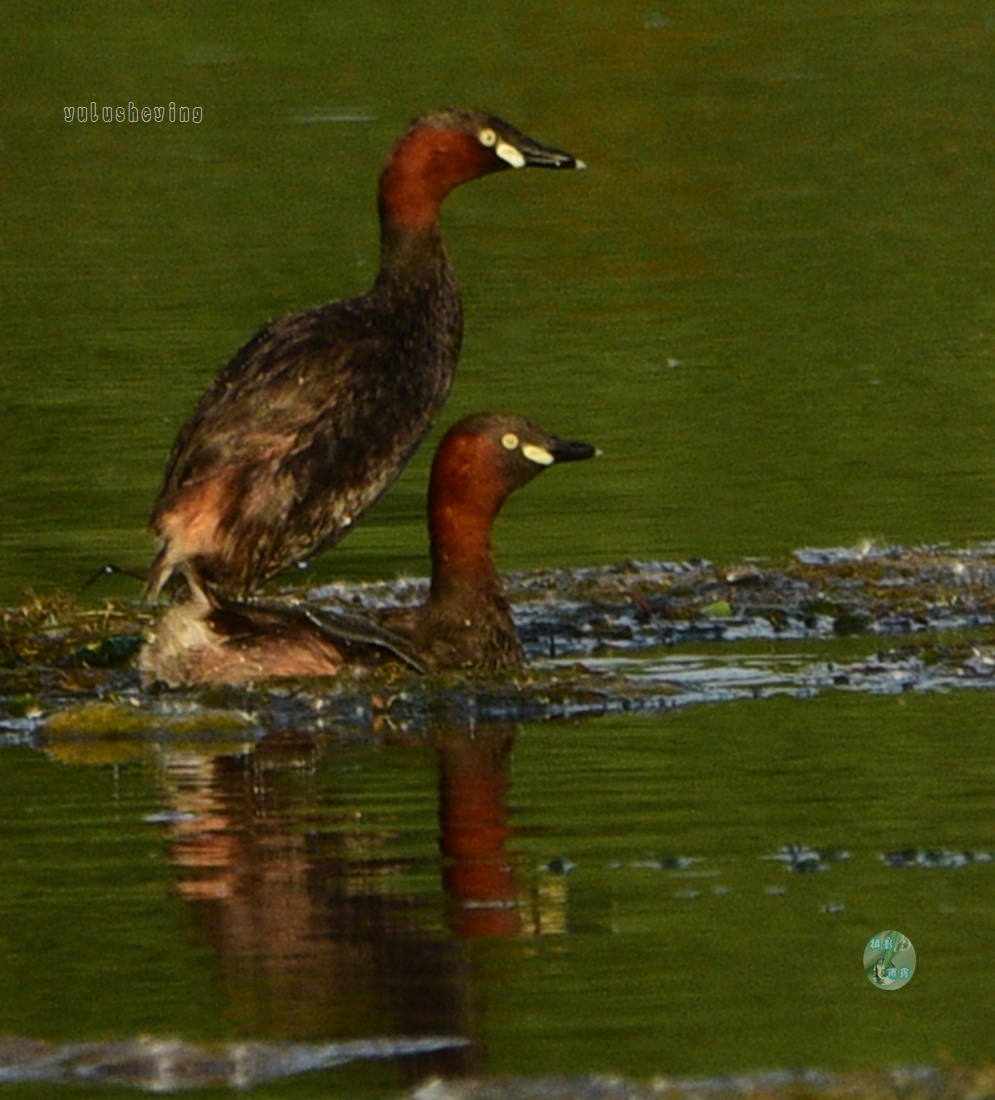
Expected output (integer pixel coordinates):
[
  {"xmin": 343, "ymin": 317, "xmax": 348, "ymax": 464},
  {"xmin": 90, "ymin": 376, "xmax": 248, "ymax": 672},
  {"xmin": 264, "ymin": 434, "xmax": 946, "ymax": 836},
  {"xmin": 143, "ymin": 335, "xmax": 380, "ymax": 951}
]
[
  {"xmin": 520, "ymin": 137, "xmax": 586, "ymax": 170},
  {"xmin": 547, "ymin": 436, "xmax": 598, "ymax": 463}
]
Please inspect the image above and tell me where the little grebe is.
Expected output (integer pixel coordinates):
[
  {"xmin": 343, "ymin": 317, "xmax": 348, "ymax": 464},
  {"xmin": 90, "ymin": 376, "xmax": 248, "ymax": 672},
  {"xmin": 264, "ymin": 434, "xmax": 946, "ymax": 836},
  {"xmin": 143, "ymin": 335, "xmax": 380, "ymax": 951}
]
[
  {"xmin": 380, "ymin": 412, "xmax": 596, "ymax": 669},
  {"xmin": 147, "ymin": 109, "xmax": 583, "ymax": 602},
  {"xmin": 139, "ymin": 412, "xmax": 596, "ymax": 686}
]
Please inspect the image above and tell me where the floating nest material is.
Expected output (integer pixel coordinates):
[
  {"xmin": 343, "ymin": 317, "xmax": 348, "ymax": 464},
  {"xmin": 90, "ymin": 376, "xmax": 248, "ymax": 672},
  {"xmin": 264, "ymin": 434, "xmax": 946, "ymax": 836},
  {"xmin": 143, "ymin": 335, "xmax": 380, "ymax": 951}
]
[{"xmin": 3, "ymin": 545, "xmax": 995, "ymax": 739}]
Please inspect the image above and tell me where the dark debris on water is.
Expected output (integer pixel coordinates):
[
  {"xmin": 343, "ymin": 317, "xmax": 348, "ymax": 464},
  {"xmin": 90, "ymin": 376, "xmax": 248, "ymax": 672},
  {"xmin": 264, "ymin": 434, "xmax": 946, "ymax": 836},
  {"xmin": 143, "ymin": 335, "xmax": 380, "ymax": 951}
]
[
  {"xmin": 4, "ymin": 546, "xmax": 995, "ymax": 741},
  {"xmin": 0, "ymin": 1034, "xmax": 466, "ymax": 1091},
  {"xmin": 763, "ymin": 844, "xmax": 851, "ymax": 873},
  {"xmin": 540, "ymin": 841, "xmax": 988, "ymax": 881},
  {"xmin": 506, "ymin": 543, "xmax": 995, "ymax": 654},
  {"xmin": 2, "ymin": 1037, "xmax": 993, "ymax": 1097},
  {"xmin": 880, "ymin": 848, "xmax": 995, "ymax": 869},
  {"xmin": 407, "ymin": 1064, "xmax": 995, "ymax": 1100}
]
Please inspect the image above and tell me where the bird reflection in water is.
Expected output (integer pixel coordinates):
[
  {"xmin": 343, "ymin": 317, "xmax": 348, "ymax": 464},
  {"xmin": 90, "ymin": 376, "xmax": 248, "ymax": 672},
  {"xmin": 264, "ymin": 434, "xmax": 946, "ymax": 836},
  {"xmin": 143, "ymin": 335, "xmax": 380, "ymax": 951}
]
[
  {"xmin": 435, "ymin": 724, "xmax": 522, "ymax": 938},
  {"xmin": 152, "ymin": 719, "xmax": 537, "ymax": 1085}
]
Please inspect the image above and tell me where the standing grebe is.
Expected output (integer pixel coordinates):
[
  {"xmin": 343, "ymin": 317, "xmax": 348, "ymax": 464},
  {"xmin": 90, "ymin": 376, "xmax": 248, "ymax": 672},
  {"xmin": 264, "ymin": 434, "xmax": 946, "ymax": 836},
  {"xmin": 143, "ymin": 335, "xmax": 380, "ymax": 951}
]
[
  {"xmin": 139, "ymin": 413, "xmax": 596, "ymax": 685},
  {"xmin": 147, "ymin": 109, "xmax": 584, "ymax": 602}
]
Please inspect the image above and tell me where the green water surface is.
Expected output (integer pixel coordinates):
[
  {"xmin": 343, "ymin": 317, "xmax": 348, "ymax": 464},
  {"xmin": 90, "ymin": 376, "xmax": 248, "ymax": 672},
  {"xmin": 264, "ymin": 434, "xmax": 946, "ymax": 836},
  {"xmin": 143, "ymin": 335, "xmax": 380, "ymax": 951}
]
[
  {"xmin": 2, "ymin": 689, "xmax": 994, "ymax": 1096},
  {"xmin": 2, "ymin": 2, "xmax": 995, "ymax": 1095},
  {"xmin": 3, "ymin": 0, "xmax": 995, "ymax": 601}
]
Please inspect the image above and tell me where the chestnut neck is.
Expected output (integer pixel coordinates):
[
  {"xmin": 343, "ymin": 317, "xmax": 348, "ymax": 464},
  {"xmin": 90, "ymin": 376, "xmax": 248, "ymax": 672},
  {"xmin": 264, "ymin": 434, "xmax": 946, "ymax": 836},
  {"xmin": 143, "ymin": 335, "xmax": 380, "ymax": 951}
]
[
  {"xmin": 427, "ymin": 436, "xmax": 509, "ymax": 608},
  {"xmin": 376, "ymin": 125, "xmax": 494, "ymax": 276}
]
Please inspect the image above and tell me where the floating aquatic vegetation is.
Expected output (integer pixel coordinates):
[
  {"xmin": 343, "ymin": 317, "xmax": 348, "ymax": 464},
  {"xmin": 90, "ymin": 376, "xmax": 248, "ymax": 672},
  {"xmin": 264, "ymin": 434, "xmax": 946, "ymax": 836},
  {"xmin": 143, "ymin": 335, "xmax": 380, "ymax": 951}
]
[
  {"xmin": 763, "ymin": 845, "xmax": 850, "ymax": 874},
  {"xmin": 0, "ymin": 1034, "xmax": 466, "ymax": 1090},
  {"xmin": 0, "ymin": 590, "xmax": 147, "ymax": 669},
  {"xmin": 629, "ymin": 856, "xmax": 701, "ymax": 871},
  {"xmin": 880, "ymin": 848, "xmax": 995, "ymax": 869},
  {"xmin": 405, "ymin": 1063, "xmax": 995, "ymax": 1100},
  {"xmin": 4, "ymin": 547, "xmax": 995, "ymax": 740},
  {"xmin": 539, "ymin": 857, "xmax": 577, "ymax": 874}
]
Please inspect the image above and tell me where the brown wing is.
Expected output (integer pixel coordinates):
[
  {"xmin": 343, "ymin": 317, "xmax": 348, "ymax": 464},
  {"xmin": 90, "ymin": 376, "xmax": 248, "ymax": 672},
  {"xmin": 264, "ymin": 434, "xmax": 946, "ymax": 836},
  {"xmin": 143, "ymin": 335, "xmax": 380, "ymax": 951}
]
[
  {"xmin": 157, "ymin": 303, "xmax": 373, "ymax": 497},
  {"xmin": 150, "ymin": 291, "xmax": 460, "ymax": 596}
]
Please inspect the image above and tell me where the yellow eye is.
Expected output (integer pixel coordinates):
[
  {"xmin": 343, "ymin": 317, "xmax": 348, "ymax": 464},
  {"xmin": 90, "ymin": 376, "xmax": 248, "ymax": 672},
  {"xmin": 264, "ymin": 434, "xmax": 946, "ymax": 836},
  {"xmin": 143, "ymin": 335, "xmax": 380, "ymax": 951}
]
[
  {"xmin": 501, "ymin": 432, "xmax": 519, "ymax": 450},
  {"xmin": 478, "ymin": 128, "xmax": 497, "ymax": 147}
]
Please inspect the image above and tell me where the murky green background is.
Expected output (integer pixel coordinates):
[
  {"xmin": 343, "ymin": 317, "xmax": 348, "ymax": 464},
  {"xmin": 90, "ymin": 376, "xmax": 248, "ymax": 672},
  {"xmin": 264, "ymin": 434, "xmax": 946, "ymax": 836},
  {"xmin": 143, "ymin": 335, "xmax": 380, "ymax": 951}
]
[
  {"xmin": 3, "ymin": 1, "xmax": 995, "ymax": 1096},
  {"xmin": 3, "ymin": 688, "xmax": 995, "ymax": 1096},
  {"xmin": 4, "ymin": 0, "xmax": 995, "ymax": 601}
]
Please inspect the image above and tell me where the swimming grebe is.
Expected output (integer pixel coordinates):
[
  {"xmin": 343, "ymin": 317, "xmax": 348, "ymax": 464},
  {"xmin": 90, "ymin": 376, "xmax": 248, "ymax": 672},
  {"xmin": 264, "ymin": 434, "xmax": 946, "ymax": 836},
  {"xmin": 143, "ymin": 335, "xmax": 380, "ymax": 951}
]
[
  {"xmin": 139, "ymin": 413, "xmax": 596, "ymax": 686},
  {"xmin": 147, "ymin": 109, "xmax": 584, "ymax": 602},
  {"xmin": 379, "ymin": 412, "xmax": 596, "ymax": 669}
]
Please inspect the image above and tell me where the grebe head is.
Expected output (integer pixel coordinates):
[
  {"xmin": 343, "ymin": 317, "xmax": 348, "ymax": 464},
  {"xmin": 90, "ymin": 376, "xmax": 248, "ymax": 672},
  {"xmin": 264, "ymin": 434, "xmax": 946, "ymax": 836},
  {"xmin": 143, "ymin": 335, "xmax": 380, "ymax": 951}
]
[
  {"xmin": 379, "ymin": 108, "xmax": 585, "ymax": 231},
  {"xmin": 427, "ymin": 412, "xmax": 596, "ymax": 579},
  {"xmin": 435, "ymin": 411, "xmax": 596, "ymax": 500},
  {"xmin": 409, "ymin": 411, "xmax": 596, "ymax": 668}
]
